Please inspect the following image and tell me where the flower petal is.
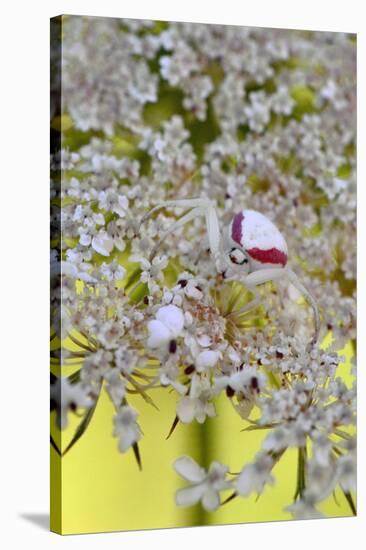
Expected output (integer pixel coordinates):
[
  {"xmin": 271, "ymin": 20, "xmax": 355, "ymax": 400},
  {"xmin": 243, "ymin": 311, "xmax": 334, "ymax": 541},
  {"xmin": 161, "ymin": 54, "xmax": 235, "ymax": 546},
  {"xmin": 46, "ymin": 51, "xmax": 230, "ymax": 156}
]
[
  {"xmin": 79, "ymin": 233, "xmax": 91, "ymax": 246},
  {"xmin": 156, "ymin": 304, "xmax": 184, "ymax": 336},
  {"xmin": 202, "ymin": 488, "xmax": 220, "ymax": 511},
  {"xmin": 176, "ymin": 484, "xmax": 205, "ymax": 507},
  {"xmin": 118, "ymin": 426, "xmax": 141, "ymax": 453},
  {"xmin": 236, "ymin": 465, "xmax": 254, "ymax": 496},
  {"xmin": 196, "ymin": 350, "xmax": 220, "ymax": 372},
  {"xmin": 92, "ymin": 233, "xmax": 114, "ymax": 256},
  {"xmin": 174, "ymin": 456, "xmax": 206, "ymax": 483},
  {"xmin": 61, "ymin": 261, "xmax": 78, "ymax": 278},
  {"xmin": 147, "ymin": 320, "xmax": 171, "ymax": 348},
  {"xmin": 176, "ymin": 396, "xmax": 196, "ymax": 424}
]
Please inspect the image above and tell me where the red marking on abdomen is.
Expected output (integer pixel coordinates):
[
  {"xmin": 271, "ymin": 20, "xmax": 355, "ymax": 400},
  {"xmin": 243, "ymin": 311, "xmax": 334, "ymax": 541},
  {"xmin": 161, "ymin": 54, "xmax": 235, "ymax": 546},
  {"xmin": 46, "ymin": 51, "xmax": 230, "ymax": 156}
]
[
  {"xmin": 231, "ymin": 212, "xmax": 244, "ymax": 244},
  {"xmin": 247, "ymin": 247, "xmax": 288, "ymax": 266}
]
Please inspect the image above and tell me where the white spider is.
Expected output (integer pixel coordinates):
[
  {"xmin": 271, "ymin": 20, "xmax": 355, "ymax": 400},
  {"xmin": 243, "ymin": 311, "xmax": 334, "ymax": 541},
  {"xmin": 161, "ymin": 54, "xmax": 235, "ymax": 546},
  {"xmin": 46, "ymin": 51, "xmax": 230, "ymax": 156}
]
[{"xmin": 140, "ymin": 198, "xmax": 320, "ymax": 346}]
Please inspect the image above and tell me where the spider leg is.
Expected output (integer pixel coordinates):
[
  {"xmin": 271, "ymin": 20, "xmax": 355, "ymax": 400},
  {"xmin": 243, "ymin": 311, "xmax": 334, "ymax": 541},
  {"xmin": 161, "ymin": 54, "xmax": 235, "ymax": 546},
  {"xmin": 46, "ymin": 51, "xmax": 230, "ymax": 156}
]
[
  {"xmin": 140, "ymin": 198, "xmax": 213, "ymax": 227},
  {"xmin": 141, "ymin": 198, "xmax": 223, "ymax": 268},
  {"xmin": 243, "ymin": 267, "xmax": 286, "ymax": 287},
  {"xmin": 148, "ymin": 207, "xmax": 205, "ymax": 262},
  {"xmin": 227, "ymin": 267, "xmax": 285, "ymax": 318},
  {"xmin": 287, "ymin": 269, "xmax": 320, "ymax": 346},
  {"xmin": 204, "ymin": 202, "xmax": 222, "ymax": 265},
  {"xmin": 234, "ymin": 267, "xmax": 320, "ymax": 346}
]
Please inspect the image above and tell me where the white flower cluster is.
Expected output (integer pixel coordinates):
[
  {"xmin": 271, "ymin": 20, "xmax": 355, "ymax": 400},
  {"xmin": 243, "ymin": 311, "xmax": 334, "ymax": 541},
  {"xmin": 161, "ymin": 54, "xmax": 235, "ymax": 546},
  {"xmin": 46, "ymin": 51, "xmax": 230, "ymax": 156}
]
[{"xmin": 51, "ymin": 16, "xmax": 356, "ymax": 519}]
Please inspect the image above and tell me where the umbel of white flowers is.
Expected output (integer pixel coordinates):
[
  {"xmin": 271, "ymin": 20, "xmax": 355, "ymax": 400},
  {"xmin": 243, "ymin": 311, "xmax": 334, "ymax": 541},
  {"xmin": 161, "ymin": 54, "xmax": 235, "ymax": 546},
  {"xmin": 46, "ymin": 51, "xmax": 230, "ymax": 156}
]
[{"xmin": 51, "ymin": 18, "xmax": 356, "ymax": 520}]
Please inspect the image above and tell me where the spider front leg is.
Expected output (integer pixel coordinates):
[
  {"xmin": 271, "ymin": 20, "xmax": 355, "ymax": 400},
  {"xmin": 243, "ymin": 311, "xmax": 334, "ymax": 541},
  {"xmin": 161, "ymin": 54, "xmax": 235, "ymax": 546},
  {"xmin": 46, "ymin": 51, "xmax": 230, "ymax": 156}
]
[
  {"xmin": 140, "ymin": 198, "xmax": 223, "ymax": 268},
  {"xmin": 227, "ymin": 267, "xmax": 286, "ymax": 318},
  {"xmin": 148, "ymin": 206, "xmax": 205, "ymax": 262},
  {"xmin": 230, "ymin": 267, "xmax": 320, "ymax": 347},
  {"xmin": 287, "ymin": 268, "xmax": 320, "ymax": 346}
]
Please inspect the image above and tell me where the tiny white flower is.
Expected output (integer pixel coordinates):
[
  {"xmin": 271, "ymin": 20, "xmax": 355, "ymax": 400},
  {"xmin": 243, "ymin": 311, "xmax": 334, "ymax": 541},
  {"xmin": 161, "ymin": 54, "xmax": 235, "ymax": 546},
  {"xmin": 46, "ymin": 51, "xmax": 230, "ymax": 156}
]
[
  {"xmin": 286, "ymin": 493, "xmax": 324, "ymax": 520},
  {"xmin": 262, "ymin": 427, "xmax": 289, "ymax": 453},
  {"xmin": 105, "ymin": 370, "xmax": 127, "ymax": 407},
  {"xmin": 79, "ymin": 231, "xmax": 92, "ymax": 247},
  {"xmin": 160, "ymin": 360, "xmax": 187, "ymax": 395},
  {"xmin": 162, "ymin": 290, "xmax": 174, "ymax": 304},
  {"xmin": 174, "ymin": 456, "xmax": 232, "ymax": 511},
  {"xmin": 214, "ymin": 367, "xmax": 266, "ymax": 418},
  {"xmin": 147, "ymin": 304, "xmax": 184, "ymax": 350},
  {"xmin": 172, "ymin": 294, "xmax": 183, "ymax": 307},
  {"xmin": 97, "ymin": 319, "xmax": 127, "ymax": 349},
  {"xmin": 244, "ymin": 91, "xmax": 271, "ymax": 133},
  {"xmin": 113, "ymin": 405, "xmax": 142, "ymax": 453},
  {"xmin": 236, "ymin": 453, "xmax": 275, "ymax": 496},
  {"xmin": 114, "ymin": 347, "xmax": 137, "ymax": 376},
  {"xmin": 92, "ymin": 231, "xmax": 114, "ymax": 256},
  {"xmin": 98, "ymin": 190, "xmax": 129, "ymax": 217},
  {"xmin": 184, "ymin": 311, "xmax": 193, "ymax": 326},
  {"xmin": 197, "ymin": 334, "xmax": 212, "ymax": 348},
  {"xmin": 196, "ymin": 350, "xmax": 221, "ymax": 372},
  {"xmin": 156, "ymin": 303, "xmax": 184, "ymax": 332},
  {"xmin": 270, "ymin": 85, "xmax": 295, "ymax": 116},
  {"xmin": 100, "ymin": 259, "xmax": 126, "ymax": 281},
  {"xmin": 106, "ymin": 219, "xmax": 127, "ymax": 252},
  {"xmin": 311, "ymin": 431, "xmax": 333, "ymax": 467},
  {"xmin": 336, "ymin": 453, "xmax": 356, "ymax": 494},
  {"xmin": 185, "ymin": 280, "xmax": 203, "ymax": 300},
  {"xmin": 177, "ymin": 374, "xmax": 215, "ymax": 424},
  {"xmin": 51, "ymin": 377, "xmax": 93, "ymax": 430},
  {"xmin": 305, "ymin": 459, "xmax": 336, "ymax": 501},
  {"xmin": 61, "ymin": 261, "xmax": 96, "ymax": 283},
  {"xmin": 229, "ymin": 367, "xmax": 265, "ymax": 393}
]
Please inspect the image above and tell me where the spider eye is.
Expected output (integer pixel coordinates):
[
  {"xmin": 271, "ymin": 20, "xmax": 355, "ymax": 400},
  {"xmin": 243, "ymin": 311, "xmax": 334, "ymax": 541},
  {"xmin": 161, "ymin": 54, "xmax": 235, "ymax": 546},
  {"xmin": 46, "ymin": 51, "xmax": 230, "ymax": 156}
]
[{"xmin": 229, "ymin": 248, "xmax": 248, "ymax": 265}]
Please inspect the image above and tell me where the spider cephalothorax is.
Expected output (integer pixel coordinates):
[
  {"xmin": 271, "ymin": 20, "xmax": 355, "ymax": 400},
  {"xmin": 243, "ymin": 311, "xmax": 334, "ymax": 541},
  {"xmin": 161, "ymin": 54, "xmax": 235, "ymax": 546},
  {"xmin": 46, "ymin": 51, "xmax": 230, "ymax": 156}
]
[
  {"xmin": 228, "ymin": 247, "xmax": 249, "ymax": 266},
  {"xmin": 140, "ymin": 198, "xmax": 320, "ymax": 345}
]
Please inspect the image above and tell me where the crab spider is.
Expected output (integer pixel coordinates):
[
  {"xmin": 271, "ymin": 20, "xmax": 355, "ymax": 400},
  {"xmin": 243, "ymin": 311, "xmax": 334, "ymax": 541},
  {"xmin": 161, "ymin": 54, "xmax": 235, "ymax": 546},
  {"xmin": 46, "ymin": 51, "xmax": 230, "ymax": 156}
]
[{"xmin": 140, "ymin": 198, "xmax": 320, "ymax": 346}]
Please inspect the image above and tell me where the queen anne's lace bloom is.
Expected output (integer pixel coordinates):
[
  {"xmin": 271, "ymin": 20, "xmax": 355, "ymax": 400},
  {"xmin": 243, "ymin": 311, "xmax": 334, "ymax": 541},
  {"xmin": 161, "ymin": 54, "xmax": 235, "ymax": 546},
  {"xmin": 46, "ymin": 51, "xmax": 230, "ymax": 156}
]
[{"xmin": 52, "ymin": 17, "xmax": 356, "ymax": 521}]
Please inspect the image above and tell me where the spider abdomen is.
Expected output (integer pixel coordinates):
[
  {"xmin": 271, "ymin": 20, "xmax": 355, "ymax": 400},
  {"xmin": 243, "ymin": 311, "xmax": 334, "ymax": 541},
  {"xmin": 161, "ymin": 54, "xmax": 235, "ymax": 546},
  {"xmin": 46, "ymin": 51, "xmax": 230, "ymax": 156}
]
[{"xmin": 230, "ymin": 210, "xmax": 288, "ymax": 269}]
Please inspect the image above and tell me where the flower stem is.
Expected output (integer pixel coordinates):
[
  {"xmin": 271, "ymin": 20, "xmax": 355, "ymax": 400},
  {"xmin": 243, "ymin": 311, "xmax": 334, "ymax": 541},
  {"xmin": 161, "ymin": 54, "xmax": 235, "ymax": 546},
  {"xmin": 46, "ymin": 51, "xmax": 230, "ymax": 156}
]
[
  {"xmin": 294, "ymin": 445, "xmax": 307, "ymax": 501},
  {"xmin": 342, "ymin": 489, "xmax": 356, "ymax": 516}
]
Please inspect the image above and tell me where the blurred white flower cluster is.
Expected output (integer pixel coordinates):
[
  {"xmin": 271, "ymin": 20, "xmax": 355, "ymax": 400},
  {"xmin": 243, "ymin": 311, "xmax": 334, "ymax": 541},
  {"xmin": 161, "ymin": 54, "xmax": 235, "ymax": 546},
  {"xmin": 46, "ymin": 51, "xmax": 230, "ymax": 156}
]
[{"xmin": 50, "ymin": 16, "xmax": 356, "ymax": 519}]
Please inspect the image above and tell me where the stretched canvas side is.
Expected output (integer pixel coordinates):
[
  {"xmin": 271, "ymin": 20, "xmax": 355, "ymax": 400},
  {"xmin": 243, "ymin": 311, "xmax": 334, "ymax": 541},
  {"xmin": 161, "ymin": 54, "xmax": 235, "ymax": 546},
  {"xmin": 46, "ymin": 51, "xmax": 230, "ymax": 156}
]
[{"xmin": 49, "ymin": 14, "xmax": 356, "ymax": 535}]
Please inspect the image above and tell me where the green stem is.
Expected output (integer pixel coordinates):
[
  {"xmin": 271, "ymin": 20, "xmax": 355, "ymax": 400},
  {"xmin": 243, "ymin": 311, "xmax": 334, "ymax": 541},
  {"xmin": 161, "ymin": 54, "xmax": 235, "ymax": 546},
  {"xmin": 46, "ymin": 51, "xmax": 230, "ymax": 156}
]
[
  {"xmin": 68, "ymin": 332, "xmax": 95, "ymax": 352},
  {"xmin": 294, "ymin": 445, "xmax": 307, "ymax": 501},
  {"xmin": 343, "ymin": 490, "xmax": 356, "ymax": 516}
]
